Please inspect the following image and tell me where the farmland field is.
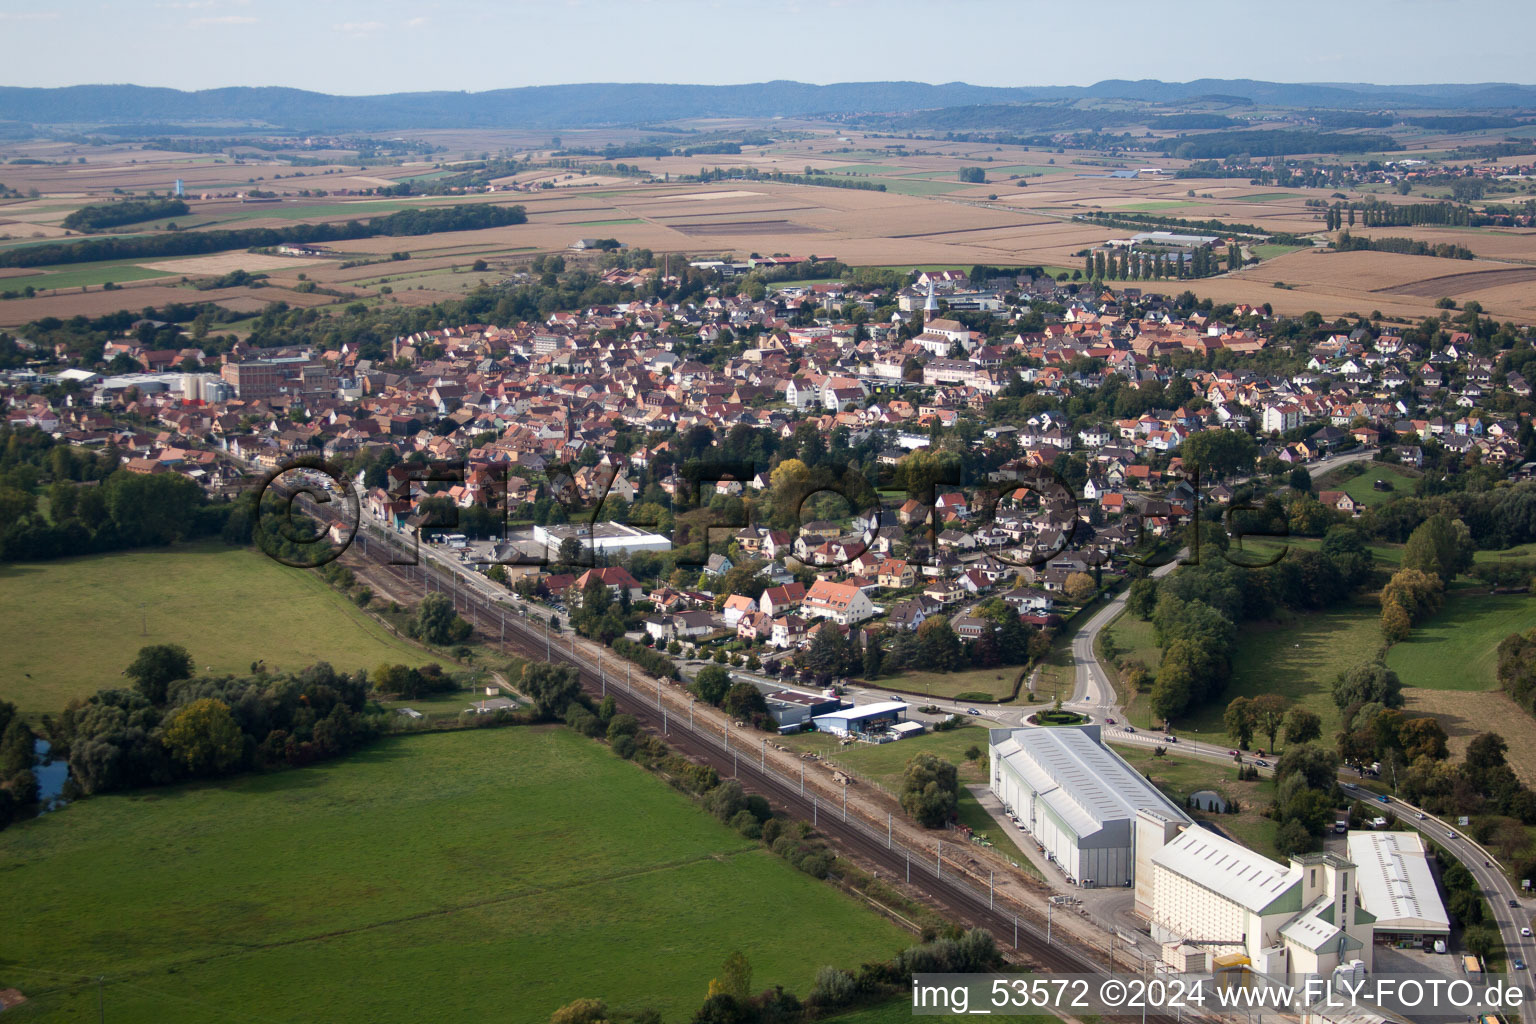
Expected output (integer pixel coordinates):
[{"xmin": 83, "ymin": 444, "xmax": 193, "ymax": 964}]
[
  {"xmin": 0, "ymin": 542, "xmax": 435, "ymax": 715},
  {"xmin": 0, "ymin": 727, "xmax": 910, "ymax": 1022}
]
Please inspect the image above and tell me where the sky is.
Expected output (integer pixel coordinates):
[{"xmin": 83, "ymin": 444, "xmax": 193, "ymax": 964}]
[{"xmin": 1, "ymin": 0, "xmax": 1534, "ymax": 94}]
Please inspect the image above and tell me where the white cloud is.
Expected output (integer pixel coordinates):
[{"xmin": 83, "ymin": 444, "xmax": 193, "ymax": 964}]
[
  {"xmin": 404, "ymin": 16, "xmax": 430, "ymax": 28},
  {"xmin": 191, "ymin": 14, "xmax": 258, "ymax": 23}
]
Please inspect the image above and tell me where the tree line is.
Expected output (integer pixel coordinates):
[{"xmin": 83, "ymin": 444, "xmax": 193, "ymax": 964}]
[
  {"xmin": 61, "ymin": 198, "xmax": 189, "ymax": 232},
  {"xmin": 0, "ymin": 202, "xmax": 528, "ymax": 268},
  {"xmin": 1334, "ymin": 232, "xmax": 1474, "ymax": 260}
]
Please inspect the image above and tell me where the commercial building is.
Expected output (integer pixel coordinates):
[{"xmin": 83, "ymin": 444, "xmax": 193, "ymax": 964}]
[
  {"xmin": 764, "ymin": 690, "xmax": 843, "ymax": 733},
  {"xmin": 988, "ymin": 726, "xmax": 1190, "ymax": 888},
  {"xmin": 812, "ymin": 701, "xmax": 909, "ymax": 738},
  {"xmin": 1345, "ymin": 831, "xmax": 1450, "ymax": 946},
  {"xmin": 1137, "ymin": 814, "xmax": 1375, "ymax": 981},
  {"xmin": 532, "ymin": 521, "xmax": 672, "ymax": 561}
]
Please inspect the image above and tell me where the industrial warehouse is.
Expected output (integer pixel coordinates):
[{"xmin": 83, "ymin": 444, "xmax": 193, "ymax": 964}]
[
  {"xmin": 1136, "ymin": 814, "xmax": 1376, "ymax": 980},
  {"xmin": 987, "ymin": 725, "xmax": 1190, "ymax": 887}
]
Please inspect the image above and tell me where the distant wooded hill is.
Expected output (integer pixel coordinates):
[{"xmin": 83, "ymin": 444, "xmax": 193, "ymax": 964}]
[{"xmin": 2, "ymin": 79, "xmax": 1536, "ymax": 131}]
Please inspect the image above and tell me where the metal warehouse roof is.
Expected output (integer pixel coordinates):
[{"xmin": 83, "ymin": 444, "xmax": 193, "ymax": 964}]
[
  {"xmin": 813, "ymin": 701, "xmax": 908, "ymax": 723},
  {"xmin": 991, "ymin": 726, "xmax": 1189, "ymax": 839},
  {"xmin": 1153, "ymin": 826, "xmax": 1301, "ymax": 915},
  {"xmin": 1346, "ymin": 831, "xmax": 1450, "ymax": 933}
]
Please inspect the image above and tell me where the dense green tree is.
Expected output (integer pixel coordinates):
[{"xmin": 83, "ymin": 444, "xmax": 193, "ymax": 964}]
[
  {"xmin": 125, "ymin": 643, "xmax": 194, "ymax": 704},
  {"xmin": 1284, "ymin": 708, "xmax": 1323, "ymax": 746},
  {"xmin": 1402, "ymin": 514, "xmax": 1474, "ymax": 585},
  {"xmin": 413, "ymin": 592, "xmax": 471, "ymax": 645},
  {"xmin": 1333, "ymin": 660, "xmax": 1404, "ymax": 710},
  {"xmin": 521, "ymin": 663, "xmax": 582, "ymax": 720},
  {"xmin": 1180, "ymin": 429, "xmax": 1259, "ymax": 479},
  {"xmin": 692, "ymin": 665, "xmax": 732, "ymax": 706},
  {"xmin": 162, "ymin": 697, "xmax": 243, "ymax": 776},
  {"xmin": 899, "ymin": 752, "xmax": 959, "ymax": 828}
]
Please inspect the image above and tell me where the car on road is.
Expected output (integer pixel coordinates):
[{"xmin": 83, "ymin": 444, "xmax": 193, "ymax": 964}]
[
  {"xmin": 1416, "ymin": 811, "xmax": 1425, "ymax": 819},
  {"xmin": 1106, "ymin": 717, "xmax": 1116, "ymax": 724},
  {"xmin": 1166, "ymin": 735, "xmax": 1178, "ymax": 743},
  {"xmin": 1447, "ymin": 830, "xmax": 1457, "ymax": 839},
  {"xmin": 966, "ymin": 708, "xmax": 981, "ymax": 716},
  {"xmin": 1524, "ymin": 927, "xmax": 1533, "ymax": 938},
  {"xmin": 1254, "ymin": 759, "xmax": 1269, "ymax": 768},
  {"xmin": 1511, "ymin": 899, "xmax": 1521, "ymax": 908},
  {"xmin": 1229, "ymin": 749, "xmax": 1239, "ymax": 757},
  {"xmin": 1516, "ymin": 958, "xmax": 1527, "ymax": 971},
  {"xmin": 1124, "ymin": 725, "xmax": 1135, "ymax": 733}
]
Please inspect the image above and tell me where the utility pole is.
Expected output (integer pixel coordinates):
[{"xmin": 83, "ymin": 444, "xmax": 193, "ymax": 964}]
[
  {"xmin": 800, "ymin": 760, "xmax": 804, "ymax": 794},
  {"xmin": 937, "ymin": 841, "xmax": 942, "ymax": 877},
  {"xmin": 1047, "ymin": 901, "xmax": 1052, "ymax": 943},
  {"xmin": 905, "ymin": 848, "xmax": 910, "ymax": 884},
  {"xmin": 989, "ymin": 870, "xmax": 994, "ymax": 910},
  {"xmin": 627, "ymin": 663, "xmax": 632, "ymax": 693},
  {"xmin": 842, "ymin": 782, "xmax": 847, "ymax": 821},
  {"xmin": 887, "ymin": 812, "xmax": 892, "ymax": 849},
  {"xmin": 544, "ymin": 616, "xmax": 550, "ymax": 660},
  {"xmin": 761, "ymin": 738, "xmax": 766, "ymax": 771},
  {"xmin": 689, "ymin": 699, "xmax": 695, "ymax": 729},
  {"xmin": 1013, "ymin": 915, "xmax": 1018, "ymax": 950},
  {"xmin": 813, "ymin": 795, "xmax": 818, "ymax": 826}
]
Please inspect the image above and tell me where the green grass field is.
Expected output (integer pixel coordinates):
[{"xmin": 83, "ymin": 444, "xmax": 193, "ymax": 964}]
[
  {"xmin": 0, "ymin": 542, "xmax": 434, "ymax": 714},
  {"xmin": 872, "ymin": 663, "xmax": 1021, "ymax": 701},
  {"xmin": 4, "ymin": 259, "xmax": 175, "ymax": 291},
  {"xmin": 876, "ymin": 179, "xmax": 974, "ymax": 196},
  {"xmin": 776, "ymin": 725, "xmax": 994, "ymax": 793},
  {"xmin": 570, "ymin": 217, "xmax": 646, "ymax": 226},
  {"xmin": 1331, "ymin": 464, "xmax": 1422, "ymax": 508},
  {"xmin": 1252, "ymin": 243, "xmax": 1305, "ymax": 260},
  {"xmin": 1101, "ymin": 612, "xmax": 1161, "ymax": 727},
  {"xmin": 1474, "ymin": 542, "xmax": 1536, "ymax": 564},
  {"xmin": 1228, "ymin": 193, "xmax": 1297, "ymax": 203},
  {"xmin": 0, "ymin": 727, "xmax": 910, "ymax": 1023},
  {"xmin": 1183, "ymin": 602, "xmax": 1385, "ymax": 742},
  {"xmin": 1385, "ymin": 593, "xmax": 1536, "ymax": 691}
]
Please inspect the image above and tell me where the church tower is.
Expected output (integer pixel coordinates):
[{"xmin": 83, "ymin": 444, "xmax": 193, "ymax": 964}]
[{"xmin": 923, "ymin": 279, "xmax": 938, "ymax": 323}]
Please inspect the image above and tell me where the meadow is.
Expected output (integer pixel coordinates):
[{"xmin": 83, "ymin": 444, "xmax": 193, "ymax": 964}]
[
  {"xmin": 0, "ymin": 541, "xmax": 434, "ymax": 714},
  {"xmin": 1384, "ymin": 593, "xmax": 1536, "ymax": 692},
  {"xmin": 0, "ymin": 726, "xmax": 911, "ymax": 1023}
]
